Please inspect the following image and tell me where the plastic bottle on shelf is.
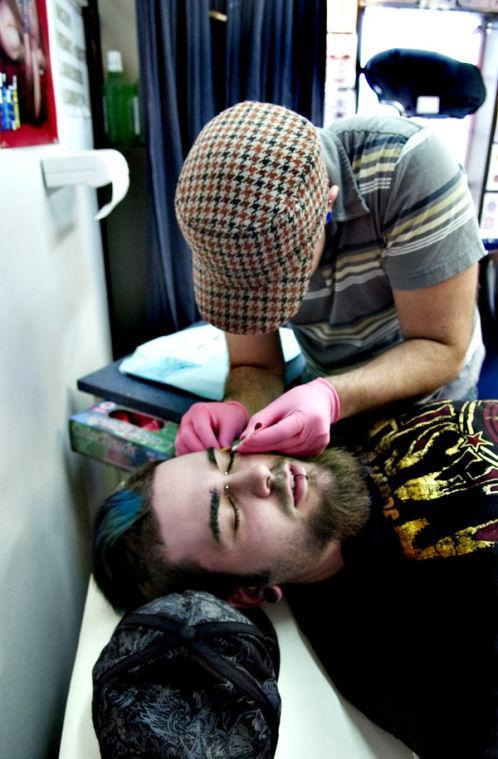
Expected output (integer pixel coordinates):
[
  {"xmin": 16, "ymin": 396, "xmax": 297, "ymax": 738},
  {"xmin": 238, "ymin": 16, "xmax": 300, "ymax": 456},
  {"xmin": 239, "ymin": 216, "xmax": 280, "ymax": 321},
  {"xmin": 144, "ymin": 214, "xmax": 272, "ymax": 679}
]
[
  {"xmin": 129, "ymin": 81, "xmax": 142, "ymax": 145},
  {"xmin": 103, "ymin": 49, "xmax": 138, "ymax": 149}
]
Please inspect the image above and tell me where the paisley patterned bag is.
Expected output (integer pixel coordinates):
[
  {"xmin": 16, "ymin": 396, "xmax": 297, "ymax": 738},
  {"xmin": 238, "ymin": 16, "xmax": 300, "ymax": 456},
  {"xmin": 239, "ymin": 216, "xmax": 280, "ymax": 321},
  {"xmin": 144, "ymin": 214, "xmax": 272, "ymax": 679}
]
[{"xmin": 92, "ymin": 591, "xmax": 281, "ymax": 758}]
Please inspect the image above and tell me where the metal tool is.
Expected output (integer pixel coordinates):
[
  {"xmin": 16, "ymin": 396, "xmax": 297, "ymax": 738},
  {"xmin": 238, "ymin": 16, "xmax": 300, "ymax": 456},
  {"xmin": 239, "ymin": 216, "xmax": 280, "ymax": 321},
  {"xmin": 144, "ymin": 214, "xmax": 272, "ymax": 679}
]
[{"xmin": 220, "ymin": 432, "xmax": 255, "ymax": 454}]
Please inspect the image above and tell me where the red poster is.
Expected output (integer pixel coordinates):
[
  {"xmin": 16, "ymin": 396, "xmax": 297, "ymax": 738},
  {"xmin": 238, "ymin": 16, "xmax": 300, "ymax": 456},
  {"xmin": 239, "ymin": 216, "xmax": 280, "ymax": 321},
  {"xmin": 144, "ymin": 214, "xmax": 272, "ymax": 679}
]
[{"xmin": 0, "ymin": 0, "xmax": 57, "ymax": 148}]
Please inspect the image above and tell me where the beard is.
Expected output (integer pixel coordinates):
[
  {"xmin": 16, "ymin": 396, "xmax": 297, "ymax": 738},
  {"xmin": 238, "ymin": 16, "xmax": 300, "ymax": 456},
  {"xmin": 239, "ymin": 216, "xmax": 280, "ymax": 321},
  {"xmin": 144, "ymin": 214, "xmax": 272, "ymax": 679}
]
[
  {"xmin": 304, "ymin": 447, "xmax": 371, "ymax": 550},
  {"xmin": 266, "ymin": 447, "xmax": 371, "ymax": 585}
]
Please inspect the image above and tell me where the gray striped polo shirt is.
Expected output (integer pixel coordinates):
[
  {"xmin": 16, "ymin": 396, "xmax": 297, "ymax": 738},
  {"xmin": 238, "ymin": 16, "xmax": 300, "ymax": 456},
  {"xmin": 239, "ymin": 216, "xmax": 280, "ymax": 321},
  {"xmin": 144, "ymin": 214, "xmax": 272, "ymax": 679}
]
[{"xmin": 290, "ymin": 114, "xmax": 486, "ymax": 401}]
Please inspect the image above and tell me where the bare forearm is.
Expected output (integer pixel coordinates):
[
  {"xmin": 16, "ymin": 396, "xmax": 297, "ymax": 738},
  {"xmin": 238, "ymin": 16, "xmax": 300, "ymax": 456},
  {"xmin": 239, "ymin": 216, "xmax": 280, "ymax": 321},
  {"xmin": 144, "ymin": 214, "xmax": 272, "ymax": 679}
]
[
  {"xmin": 225, "ymin": 365, "xmax": 285, "ymax": 415},
  {"xmin": 331, "ymin": 338, "xmax": 466, "ymax": 418}
]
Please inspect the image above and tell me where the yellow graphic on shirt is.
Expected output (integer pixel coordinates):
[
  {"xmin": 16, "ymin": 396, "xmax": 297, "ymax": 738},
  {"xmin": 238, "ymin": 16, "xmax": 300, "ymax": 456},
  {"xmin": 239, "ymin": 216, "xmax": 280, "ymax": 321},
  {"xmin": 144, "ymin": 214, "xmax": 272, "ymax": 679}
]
[
  {"xmin": 394, "ymin": 517, "xmax": 498, "ymax": 560},
  {"xmin": 357, "ymin": 401, "xmax": 498, "ymax": 560}
]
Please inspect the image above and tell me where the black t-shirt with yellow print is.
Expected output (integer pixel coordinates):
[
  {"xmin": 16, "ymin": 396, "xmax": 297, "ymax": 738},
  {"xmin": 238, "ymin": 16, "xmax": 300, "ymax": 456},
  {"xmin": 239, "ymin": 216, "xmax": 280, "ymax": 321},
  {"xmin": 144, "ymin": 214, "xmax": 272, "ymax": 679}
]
[{"xmin": 285, "ymin": 400, "xmax": 498, "ymax": 758}]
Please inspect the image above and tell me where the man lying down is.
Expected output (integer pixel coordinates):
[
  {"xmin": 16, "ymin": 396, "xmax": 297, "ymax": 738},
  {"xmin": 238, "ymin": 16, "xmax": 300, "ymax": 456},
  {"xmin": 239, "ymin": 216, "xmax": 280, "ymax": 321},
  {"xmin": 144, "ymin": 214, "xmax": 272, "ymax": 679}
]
[{"xmin": 93, "ymin": 399, "xmax": 498, "ymax": 759}]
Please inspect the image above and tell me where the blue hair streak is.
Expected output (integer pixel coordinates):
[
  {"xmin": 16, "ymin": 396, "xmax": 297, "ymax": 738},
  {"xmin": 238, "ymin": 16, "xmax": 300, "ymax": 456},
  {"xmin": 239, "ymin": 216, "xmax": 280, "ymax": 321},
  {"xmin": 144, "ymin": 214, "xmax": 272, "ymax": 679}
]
[{"xmin": 93, "ymin": 489, "xmax": 143, "ymax": 577}]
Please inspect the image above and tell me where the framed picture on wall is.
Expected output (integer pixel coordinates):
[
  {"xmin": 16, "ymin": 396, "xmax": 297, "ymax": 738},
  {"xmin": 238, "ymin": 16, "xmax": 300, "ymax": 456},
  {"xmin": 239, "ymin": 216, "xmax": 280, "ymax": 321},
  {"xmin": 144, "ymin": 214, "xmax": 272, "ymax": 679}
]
[{"xmin": 0, "ymin": 0, "xmax": 58, "ymax": 148}]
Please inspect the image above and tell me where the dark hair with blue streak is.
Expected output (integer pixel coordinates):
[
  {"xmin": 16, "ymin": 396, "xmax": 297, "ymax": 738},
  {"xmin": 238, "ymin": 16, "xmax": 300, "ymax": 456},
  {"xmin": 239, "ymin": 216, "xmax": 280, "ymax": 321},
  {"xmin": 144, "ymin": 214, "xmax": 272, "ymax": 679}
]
[{"xmin": 92, "ymin": 460, "xmax": 270, "ymax": 613}]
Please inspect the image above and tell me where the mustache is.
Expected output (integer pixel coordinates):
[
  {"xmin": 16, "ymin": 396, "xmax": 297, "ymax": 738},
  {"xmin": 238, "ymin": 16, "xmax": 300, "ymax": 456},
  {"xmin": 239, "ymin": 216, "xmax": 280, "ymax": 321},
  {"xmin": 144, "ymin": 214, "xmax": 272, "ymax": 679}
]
[{"xmin": 269, "ymin": 459, "xmax": 293, "ymax": 514}]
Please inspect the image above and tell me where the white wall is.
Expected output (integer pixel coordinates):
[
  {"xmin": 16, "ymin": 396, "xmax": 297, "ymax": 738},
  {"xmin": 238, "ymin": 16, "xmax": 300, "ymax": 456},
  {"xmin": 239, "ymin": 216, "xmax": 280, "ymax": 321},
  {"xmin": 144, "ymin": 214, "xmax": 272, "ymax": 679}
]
[
  {"xmin": 0, "ymin": 153, "xmax": 118, "ymax": 758},
  {"xmin": 99, "ymin": 0, "xmax": 139, "ymax": 82},
  {"xmin": 0, "ymin": 2, "xmax": 120, "ymax": 756}
]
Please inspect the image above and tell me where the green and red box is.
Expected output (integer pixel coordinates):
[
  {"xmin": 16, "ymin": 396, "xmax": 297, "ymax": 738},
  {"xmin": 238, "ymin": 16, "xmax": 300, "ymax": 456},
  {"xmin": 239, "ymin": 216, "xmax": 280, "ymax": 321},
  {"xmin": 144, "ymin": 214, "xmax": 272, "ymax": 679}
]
[{"xmin": 70, "ymin": 401, "xmax": 178, "ymax": 470}]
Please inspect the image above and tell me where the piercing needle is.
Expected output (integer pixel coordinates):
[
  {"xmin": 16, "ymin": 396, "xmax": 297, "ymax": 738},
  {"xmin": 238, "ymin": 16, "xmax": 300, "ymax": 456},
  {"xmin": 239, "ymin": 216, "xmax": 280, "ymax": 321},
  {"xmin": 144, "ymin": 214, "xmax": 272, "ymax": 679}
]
[{"xmin": 220, "ymin": 432, "xmax": 255, "ymax": 454}]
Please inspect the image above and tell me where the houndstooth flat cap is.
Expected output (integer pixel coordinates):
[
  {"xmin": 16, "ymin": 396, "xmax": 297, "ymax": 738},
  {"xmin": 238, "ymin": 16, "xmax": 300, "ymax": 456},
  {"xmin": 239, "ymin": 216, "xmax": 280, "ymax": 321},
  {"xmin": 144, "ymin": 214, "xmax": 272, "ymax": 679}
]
[{"xmin": 175, "ymin": 101, "xmax": 329, "ymax": 334}]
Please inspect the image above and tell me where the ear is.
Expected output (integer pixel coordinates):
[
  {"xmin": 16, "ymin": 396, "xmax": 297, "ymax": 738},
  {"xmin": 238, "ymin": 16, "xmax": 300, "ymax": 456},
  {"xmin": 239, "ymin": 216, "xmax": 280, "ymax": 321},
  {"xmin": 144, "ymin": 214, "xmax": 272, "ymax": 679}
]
[
  {"xmin": 228, "ymin": 584, "xmax": 283, "ymax": 608},
  {"xmin": 227, "ymin": 586, "xmax": 265, "ymax": 608},
  {"xmin": 327, "ymin": 184, "xmax": 339, "ymax": 207}
]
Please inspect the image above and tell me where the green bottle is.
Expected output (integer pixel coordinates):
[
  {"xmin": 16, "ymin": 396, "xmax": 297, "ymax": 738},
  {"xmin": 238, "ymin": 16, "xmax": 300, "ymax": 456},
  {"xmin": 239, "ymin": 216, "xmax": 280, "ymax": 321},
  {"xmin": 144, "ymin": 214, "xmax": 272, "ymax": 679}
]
[{"xmin": 103, "ymin": 50, "xmax": 134, "ymax": 148}]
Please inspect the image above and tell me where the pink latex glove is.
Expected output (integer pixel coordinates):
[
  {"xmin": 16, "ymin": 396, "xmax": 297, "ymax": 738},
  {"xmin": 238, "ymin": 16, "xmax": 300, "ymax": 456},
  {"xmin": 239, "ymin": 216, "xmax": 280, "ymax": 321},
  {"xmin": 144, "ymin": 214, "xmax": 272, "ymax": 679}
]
[
  {"xmin": 236, "ymin": 378, "xmax": 341, "ymax": 456},
  {"xmin": 175, "ymin": 400, "xmax": 249, "ymax": 455}
]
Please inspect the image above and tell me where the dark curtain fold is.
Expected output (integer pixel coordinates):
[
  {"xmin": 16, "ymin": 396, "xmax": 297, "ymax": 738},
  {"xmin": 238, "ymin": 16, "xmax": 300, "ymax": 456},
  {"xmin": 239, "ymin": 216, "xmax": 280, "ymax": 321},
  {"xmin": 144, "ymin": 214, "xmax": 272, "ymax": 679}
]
[{"xmin": 136, "ymin": 0, "xmax": 326, "ymax": 336}]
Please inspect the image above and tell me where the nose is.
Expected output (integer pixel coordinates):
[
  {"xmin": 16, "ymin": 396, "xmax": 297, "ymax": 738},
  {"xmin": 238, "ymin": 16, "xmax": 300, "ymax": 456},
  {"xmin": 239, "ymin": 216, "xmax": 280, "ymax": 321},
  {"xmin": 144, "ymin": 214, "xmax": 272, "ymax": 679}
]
[{"xmin": 226, "ymin": 464, "xmax": 272, "ymax": 498}]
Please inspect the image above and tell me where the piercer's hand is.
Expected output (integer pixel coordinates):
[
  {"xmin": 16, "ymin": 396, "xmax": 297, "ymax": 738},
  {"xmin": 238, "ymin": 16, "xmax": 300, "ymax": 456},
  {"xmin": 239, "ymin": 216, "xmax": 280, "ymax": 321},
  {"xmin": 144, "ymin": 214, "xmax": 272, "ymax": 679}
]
[
  {"xmin": 236, "ymin": 378, "xmax": 341, "ymax": 456},
  {"xmin": 175, "ymin": 401, "xmax": 249, "ymax": 455}
]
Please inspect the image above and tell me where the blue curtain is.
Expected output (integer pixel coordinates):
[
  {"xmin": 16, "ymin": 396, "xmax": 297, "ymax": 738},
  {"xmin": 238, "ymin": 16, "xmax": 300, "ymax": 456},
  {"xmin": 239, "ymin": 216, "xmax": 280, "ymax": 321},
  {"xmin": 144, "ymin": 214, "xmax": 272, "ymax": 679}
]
[
  {"xmin": 222, "ymin": 0, "xmax": 326, "ymax": 123},
  {"xmin": 136, "ymin": 0, "xmax": 326, "ymax": 335}
]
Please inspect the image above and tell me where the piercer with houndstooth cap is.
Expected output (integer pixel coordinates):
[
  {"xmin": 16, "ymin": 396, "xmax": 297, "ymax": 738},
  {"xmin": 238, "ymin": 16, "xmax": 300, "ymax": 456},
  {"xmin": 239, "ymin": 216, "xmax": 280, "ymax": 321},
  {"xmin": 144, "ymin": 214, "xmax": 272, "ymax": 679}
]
[{"xmin": 175, "ymin": 101, "xmax": 486, "ymax": 458}]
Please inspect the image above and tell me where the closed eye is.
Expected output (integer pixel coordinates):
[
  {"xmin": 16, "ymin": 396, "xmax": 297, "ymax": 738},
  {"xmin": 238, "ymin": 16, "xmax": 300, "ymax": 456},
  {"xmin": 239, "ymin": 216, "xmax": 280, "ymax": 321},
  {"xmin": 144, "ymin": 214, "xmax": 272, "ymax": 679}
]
[
  {"xmin": 207, "ymin": 448, "xmax": 240, "ymax": 535},
  {"xmin": 228, "ymin": 495, "xmax": 240, "ymax": 532}
]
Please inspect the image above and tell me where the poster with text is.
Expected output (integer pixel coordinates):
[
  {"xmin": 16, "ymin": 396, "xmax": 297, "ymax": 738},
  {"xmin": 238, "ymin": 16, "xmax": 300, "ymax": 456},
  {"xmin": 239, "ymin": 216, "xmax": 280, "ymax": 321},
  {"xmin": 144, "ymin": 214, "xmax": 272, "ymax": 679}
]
[{"xmin": 0, "ymin": 0, "xmax": 57, "ymax": 147}]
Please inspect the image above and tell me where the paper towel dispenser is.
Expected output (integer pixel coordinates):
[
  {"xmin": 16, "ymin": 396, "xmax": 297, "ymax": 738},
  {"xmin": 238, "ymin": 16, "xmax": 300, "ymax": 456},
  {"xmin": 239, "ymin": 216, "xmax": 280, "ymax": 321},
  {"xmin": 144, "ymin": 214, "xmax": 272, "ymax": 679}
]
[{"xmin": 41, "ymin": 149, "xmax": 129, "ymax": 219}]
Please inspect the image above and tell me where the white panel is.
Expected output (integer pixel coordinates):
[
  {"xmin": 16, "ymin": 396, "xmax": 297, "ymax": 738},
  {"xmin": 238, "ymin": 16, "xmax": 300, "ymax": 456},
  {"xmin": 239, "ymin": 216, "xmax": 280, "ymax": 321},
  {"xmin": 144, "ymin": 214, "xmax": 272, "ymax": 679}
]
[{"xmin": 0, "ymin": 1, "xmax": 118, "ymax": 756}]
